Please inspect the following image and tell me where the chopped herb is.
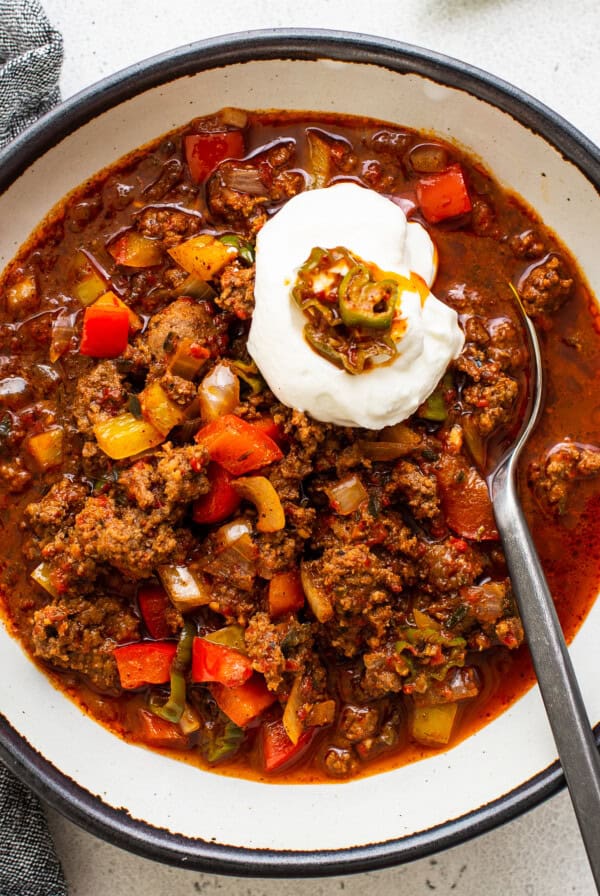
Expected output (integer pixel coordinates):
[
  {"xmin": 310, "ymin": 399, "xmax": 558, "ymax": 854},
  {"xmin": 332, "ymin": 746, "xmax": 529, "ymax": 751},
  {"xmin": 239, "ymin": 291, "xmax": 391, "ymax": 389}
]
[
  {"xmin": 446, "ymin": 604, "xmax": 468, "ymax": 629},
  {"xmin": 127, "ymin": 394, "xmax": 142, "ymax": 418}
]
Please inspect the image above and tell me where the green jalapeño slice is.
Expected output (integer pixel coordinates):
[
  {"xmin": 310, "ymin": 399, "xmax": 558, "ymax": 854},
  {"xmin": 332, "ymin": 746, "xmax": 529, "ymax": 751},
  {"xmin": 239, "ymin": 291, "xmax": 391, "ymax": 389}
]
[{"xmin": 292, "ymin": 246, "xmax": 402, "ymax": 374}]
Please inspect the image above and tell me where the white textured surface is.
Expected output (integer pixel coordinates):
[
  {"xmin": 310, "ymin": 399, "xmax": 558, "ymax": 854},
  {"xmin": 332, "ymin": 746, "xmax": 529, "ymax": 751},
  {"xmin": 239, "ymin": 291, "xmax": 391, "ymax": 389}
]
[{"xmin": 30, "ymin": 0, "xmax": 600, "ymax": 891}]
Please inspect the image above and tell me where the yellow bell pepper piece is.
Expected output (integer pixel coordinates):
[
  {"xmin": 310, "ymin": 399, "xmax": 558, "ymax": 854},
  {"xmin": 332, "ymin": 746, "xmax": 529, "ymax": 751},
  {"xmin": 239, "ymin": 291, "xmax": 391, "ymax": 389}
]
[
  {"xmin": 94, "ymin": 413, "xmax": 163, "ymax": 459},
  {"xmin": 108, "ymin": 230, "xmax": 163, "ymax": 268},
  {"xmin": 27, "ymin": 428, "xmax": 63, "ymax": 470},
  {"xmin": 410, "ymin": 703, "xmax": 458, "ymax": 747},
  {"xmin": 233, "ymin": 475, "xmax": 285, "ymax": 533},
  {"xmin": 168, "ymin": 234, "xmax": 237, "ymax": 281},
  {"xmin": 139, "ymin": 380, "xmax": 188, "ymax": 437}
]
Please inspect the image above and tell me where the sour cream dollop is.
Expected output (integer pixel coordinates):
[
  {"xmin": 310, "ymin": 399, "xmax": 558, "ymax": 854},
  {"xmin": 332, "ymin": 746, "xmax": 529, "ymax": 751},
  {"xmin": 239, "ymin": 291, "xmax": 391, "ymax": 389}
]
[{"xmin": 247, "ymin": 183, "xmax": 464, "ymax": 429}]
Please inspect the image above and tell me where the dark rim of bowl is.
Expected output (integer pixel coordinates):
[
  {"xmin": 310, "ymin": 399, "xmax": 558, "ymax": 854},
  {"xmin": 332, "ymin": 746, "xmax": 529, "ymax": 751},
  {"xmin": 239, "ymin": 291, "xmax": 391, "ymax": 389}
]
[{"xmin": 0, "ymin": 27, "xmax": 598, "ymax": 878}]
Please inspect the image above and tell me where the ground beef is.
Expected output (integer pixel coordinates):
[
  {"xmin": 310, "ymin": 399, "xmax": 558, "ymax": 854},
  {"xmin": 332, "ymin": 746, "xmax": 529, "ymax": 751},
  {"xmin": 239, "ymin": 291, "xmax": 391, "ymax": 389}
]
[
  {"xmin": 24, "ymin": 478, "xmax": 88, "ymax": 539},
  {"xmin": 389, "ymin": 460, "xmax": 444, "ymax": 528},
  {"xmin": 244, "ymin": 612, "xmax": 314, "ymax": 691},
  {"xmin": 509, "ymin": 228, "xmax": 546, "ymax": 259},
  {"xmin": 420, "ymin": 538, "xmax": 486, "ymax": 594},
  {"xmin": 254, "ymin": 530, "xmax": 303, "ymax": 580},
  {"xmin": 118, "ymin": 442, "xmax": 209, "ymax": 521},
  {"xmin": 518, "ymin": 254, "xmax": 573, "ymax": 315},
  {"xmin": 0, "ymin": 457, "xmax": 32, "ymax": 493},
  {"xmin": 337, "ymin": 703, "xmax": 381, "ymax": 743},
  {"xmin": 361, "ymin": 649, "xmax": 406, "ymax": 698},
  {"xmin": 529, "ymin": 440, "xmax": 600, "ymax": 514},
  {"xmin": 159, "ymin": 371, "xmax": 198, "ymax": 405},
  {"xmin": 40, "ymin": 495, "xmax": 193, "ymax": 585},
  {"xmin": 471, "ymin": 197, "xmax": 499, "ymax": 237},
  {"xmin": 72, "ymin": 360, "xmax": 127, "ymax": 437},
  {"xmin": 462, "ymin": 374, "xmax": 519, "ymax": 436},
  {"xmin": 207, "ymin": 172, "xmax": 268, "ymax": 234},
  {"xmin": 135, "ymin": 206, "xmax": 201, "ymax": 248},
  {"xmin": 31, "ymin": 595, "xmax": 139, "ymax": 691},
  {"xmin": 215, "ymin": 263, "xmax": 255, "ymax": 320},
  {"xmin": 145, "ymin": 297, "xmax": 218, "ymax": 360},
  {"xmin": 309, "ymin": 543, "xmax": 406, "ymax": 656},
  {"xmin": 322, "ymin": 746, "xmax": 359, "ymax": 778}
]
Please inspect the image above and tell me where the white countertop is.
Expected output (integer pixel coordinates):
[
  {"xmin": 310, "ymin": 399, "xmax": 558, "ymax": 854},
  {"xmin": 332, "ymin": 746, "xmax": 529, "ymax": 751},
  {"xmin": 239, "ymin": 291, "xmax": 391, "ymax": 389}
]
[{"xmin": 37, "ymin": 1, "xmax": 599, "ymax": 893}]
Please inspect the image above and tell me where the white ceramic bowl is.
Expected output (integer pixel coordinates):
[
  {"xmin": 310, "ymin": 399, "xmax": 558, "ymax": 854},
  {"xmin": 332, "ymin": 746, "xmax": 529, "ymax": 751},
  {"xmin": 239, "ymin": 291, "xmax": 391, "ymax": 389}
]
[{"xmin": 1, "ymin": 29, "xmax": 599, "ymax": 876}]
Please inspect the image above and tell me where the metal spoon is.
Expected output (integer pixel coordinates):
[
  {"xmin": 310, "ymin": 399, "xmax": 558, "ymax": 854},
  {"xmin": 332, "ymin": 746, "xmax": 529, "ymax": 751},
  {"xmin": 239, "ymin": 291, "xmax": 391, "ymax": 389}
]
[{"xmin": 488, "ymin": 308, "xmax": 600, "ymax": 888}]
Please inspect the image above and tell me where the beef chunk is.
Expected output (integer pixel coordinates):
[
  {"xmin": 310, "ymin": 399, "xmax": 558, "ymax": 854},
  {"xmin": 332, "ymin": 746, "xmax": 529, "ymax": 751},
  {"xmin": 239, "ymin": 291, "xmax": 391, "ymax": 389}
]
[
  {"xmin": 145, "ymin": 297, "xmax": 218, "ymax": 360},
  {"xmin": 518, "ymin": 255, "xmax": 573, "ymax": 315},
  {"xmin": 31, "ymin": 595, "xmax": 139, "ymax": 691}
]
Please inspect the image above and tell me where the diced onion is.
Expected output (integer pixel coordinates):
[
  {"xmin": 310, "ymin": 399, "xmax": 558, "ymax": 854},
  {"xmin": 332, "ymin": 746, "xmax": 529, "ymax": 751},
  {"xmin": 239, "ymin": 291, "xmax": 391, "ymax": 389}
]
[
  {"xmin": 282, "ymin": 675, "xmax": 304, "ymax": 745},
  {"xmin": 379, "ymin": 423, "xmax": 422, "ymax": 452},
  {"xmin": 412, "ymin": 608, "xmax": 440, "ymax": 631},
  {"xmin": 198, "ymin": 362, "xmax": 240, "ymax": 421},
  {"xmin": 157, "ymin": 565, "xmax": 213, "ymax": 611},
  {"xmin": 325, "ymin": 474, "xmax": 368, "ymax": 515},
  {"xmin": 306, "ymin": 130, "xmax": 332, "ymax": 189},
  {"xmin": 222, "ymin": 166, "xmax": 267, "ymax": 196},
  {"xmin": 49, "ymin": 311, "xmax": 77, "ymax": 362},
  {"xmin": 179, "ymin": 703, "xmax": 201, "ymax": 735},
  {"xmin": 409, "ymin": 143, "xmax": 449, "ymax": 174},
  {"xmin": 215, "ymin": 518, "xmax": 253, "ymax": 548},
  {"xmin": 300, "ymin": 562, "xmax": 333, "ymax": 623},
  {"xmin": 359, "ymin": 440, "xmax": 417, "ymax": 462},
  {"xmin": 6, "ymin": 275, "xmax": 38, "ymax": 314},
  {"xmin": 220, "ymin": 108, "xmax": 248, "ymax": 128}
]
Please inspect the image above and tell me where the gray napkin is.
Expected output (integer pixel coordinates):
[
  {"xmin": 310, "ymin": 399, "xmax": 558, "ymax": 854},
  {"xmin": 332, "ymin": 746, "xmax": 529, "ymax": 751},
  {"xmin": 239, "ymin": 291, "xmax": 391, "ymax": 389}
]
[
  {"xmin": 0, "ymin": 0, "xmax": 63, "ymax": 148},
  {"xmin": 0, "ymin": 3, "xmax": 67, "ymax": 893}
]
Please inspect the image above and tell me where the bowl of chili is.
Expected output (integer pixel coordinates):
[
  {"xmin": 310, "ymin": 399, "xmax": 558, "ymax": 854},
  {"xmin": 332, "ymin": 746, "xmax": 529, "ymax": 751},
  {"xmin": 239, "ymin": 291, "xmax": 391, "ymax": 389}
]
[{"xmin": 0, "ymin": 28, "xmax": 599, "ymax": 876}]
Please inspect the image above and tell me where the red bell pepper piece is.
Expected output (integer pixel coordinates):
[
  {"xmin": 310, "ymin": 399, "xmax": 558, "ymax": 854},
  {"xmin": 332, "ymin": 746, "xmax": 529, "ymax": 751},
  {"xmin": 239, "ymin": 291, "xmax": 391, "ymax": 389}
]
[
  {"xmin": 184, "ymin": 131, "xmax": 245, "ymax": 184},
  {"xmin": 211, "ymin": 674, "xmax": 276, "ymax": 727},
  {"xmin": 261, "ymin": 719, "xmax": 314, "ymax": 772},
  {"xmin": 80, "ymin": 299, "xmax": 129, "ymax": 358},
  {"xmin": 137, "ymin": 585, "xmax": 172, "ymax": 640},
  {"xmin": 434, "ymin": 454, "xmax": 498, "ymax": 540},
  {"xmin": 113, "ymin": 641, "xmax": 177, "ymax": 690},
  {"xmin": 134, "ymin": 709, "xmax": 189, "ymax": 748},
  {"xmin": 191, "ymin": 637, "xmax": 254, "ymax": 687},
  {"xmin": 268, "ymin": 570, "xmax": 305, "ymax": 618},
  {"xmin": 416, "ymin": 164, "xmax": 472, "ymax": 224},
  {"xmin": 195, "ymin": 414, "xmax": 283, "ymax": 475},
  {"xmin": 252, "ymin": 415, "xmax": 285, "ymax": 446},
  {"xmin": 192, "ymin": 462, "xmax": 241, "ymax": 525}
]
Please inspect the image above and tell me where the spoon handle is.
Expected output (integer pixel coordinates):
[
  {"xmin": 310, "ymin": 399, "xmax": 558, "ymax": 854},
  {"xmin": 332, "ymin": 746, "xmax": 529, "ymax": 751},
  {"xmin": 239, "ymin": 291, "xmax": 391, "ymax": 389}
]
[{"xmin": 493, "ymin": 473, "xmax": 600, "ymax": 890}]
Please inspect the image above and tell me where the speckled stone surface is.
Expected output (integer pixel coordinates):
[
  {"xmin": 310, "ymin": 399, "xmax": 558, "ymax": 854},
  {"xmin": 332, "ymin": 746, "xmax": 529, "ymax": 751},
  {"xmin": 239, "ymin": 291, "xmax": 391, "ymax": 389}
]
[{"xmin": 35, "ymin": 1, "xmax": 600, "ymax": 892}]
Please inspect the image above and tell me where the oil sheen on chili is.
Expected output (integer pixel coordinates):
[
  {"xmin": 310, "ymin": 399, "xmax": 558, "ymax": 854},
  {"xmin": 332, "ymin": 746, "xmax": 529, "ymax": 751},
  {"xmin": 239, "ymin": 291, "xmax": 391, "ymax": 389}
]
[{"xmin": 1, "ymin": 108, "xmax": 600, "ymax": 784}]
